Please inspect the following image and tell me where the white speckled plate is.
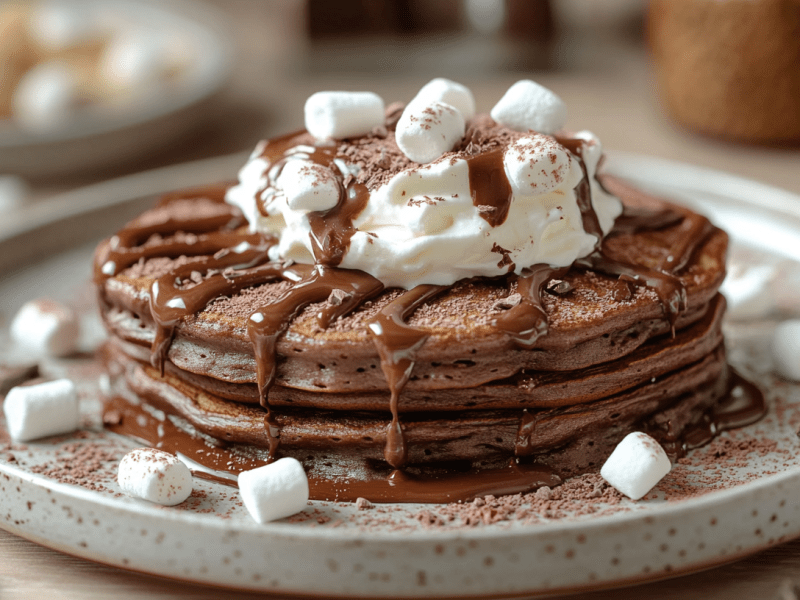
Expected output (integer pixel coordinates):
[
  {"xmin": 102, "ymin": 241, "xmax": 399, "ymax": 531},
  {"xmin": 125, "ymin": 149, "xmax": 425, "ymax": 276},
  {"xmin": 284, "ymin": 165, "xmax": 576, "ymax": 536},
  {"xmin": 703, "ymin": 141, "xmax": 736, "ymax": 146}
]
[{"xmin": 0, "ymin": 153, "xmax": 799, "ymax": 598}]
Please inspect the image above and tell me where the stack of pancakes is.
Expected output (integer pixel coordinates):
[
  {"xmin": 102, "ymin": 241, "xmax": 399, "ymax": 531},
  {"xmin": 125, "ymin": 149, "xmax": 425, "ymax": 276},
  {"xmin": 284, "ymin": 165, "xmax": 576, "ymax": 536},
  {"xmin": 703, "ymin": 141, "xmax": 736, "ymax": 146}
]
[{"xmin": 96, "ymin": 174, "xmax": 732, "ymax": 490}]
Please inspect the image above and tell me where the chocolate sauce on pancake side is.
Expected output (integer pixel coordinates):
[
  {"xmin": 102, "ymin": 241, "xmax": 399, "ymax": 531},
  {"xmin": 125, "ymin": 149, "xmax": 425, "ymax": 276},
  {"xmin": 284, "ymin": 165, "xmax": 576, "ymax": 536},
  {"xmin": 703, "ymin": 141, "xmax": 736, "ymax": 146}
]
[{"xmin": 95, "ymin": 99, "xmax": 765, "ymax": 503}]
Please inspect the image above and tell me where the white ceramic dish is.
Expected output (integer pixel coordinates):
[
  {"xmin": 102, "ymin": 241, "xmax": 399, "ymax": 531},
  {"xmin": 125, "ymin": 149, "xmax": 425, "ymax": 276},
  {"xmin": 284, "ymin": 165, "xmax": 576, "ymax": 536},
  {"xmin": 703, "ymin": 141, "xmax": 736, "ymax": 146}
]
[
  {"xmin": 0, "ymin": 153, "xmax": 799, "ymax": 598},
  {"xmin": 0, "ymin": 0, "xmax": 233, "ymax": 178}
]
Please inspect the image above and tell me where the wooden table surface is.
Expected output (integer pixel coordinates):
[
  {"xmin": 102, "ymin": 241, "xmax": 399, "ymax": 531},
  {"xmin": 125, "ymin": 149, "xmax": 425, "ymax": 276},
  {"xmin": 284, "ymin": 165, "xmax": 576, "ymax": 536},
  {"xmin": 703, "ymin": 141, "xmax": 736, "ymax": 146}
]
[{"xmin": 5, "ymin": 1, "xmax": 800, "ymax": 598}]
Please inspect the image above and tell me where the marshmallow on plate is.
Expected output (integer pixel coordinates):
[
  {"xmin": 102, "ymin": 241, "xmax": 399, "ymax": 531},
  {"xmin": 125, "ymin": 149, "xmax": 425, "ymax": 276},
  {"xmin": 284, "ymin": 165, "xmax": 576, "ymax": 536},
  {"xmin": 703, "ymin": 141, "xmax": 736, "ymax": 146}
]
[
  {"xmin": 12, "ymin": 61, "xmax": 80, "ymax": 131},
  {"xmin": 396, "ymin": 101, "xmax": 466, "ymax": 164},
  {"xmin": 600, "ymin": 432, "xmax": 671, "ymax": 500},
  {"xmin": 720, "ymin": 264, "xmax": 777, "ymax": 320},
  {"xmin": 304, "ymin": 91, "xmax": 385, "ymax": 140},
  {"xmin": 410, "ymin": 78, "xmax": 476, "ymax": 121},
  {"xmin": 3, "ymin": 378, "xmax": 79, "ymax": 442},
  {"xmin": 771, "ymin": 320, "xmax": 800, "ymax": 381},
  {"xmin": 491, "ymin": 80, "xmax": 567, "ymax": 135},
  {"xmin": 10, "ymin": 298, "xmax": 80, "ymax": 357},
  {"xmin": 239, "ymin": 457, "xmax": 309, "ymax": 523},
  {"xmin": 277, "ymin": 160, "xmax": 340, "ymax": 212},
  {"xmin": 118, "ymin": 448, "xmax": 193, "ymax": 506},
  {"xmin": 503, "ymin": 133, "xmax": 574, "ymax": 196}
]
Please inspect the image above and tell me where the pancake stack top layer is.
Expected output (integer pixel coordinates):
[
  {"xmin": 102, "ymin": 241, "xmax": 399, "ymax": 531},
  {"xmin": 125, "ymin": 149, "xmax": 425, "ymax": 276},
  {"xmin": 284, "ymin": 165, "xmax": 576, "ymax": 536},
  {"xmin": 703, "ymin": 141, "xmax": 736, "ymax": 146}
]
[{"xmin": 94, "ymin": 81, "xmax": 757, "ymax": 501}]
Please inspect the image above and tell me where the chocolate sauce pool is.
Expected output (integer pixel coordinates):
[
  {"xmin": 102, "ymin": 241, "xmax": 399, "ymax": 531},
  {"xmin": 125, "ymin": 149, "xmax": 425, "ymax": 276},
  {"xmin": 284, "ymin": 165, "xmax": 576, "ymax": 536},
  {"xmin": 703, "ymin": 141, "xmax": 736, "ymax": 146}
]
[{"xmin": 96, "ymin": 124, "xmax": 766, "ymax": 503}]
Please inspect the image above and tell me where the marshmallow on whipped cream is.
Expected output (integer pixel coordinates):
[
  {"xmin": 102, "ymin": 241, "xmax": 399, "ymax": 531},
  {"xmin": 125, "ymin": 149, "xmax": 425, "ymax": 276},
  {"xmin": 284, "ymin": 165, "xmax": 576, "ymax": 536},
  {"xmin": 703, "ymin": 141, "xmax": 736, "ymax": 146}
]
[{"xmin": 226, "ymin": 80, "xmax": 622, "ymax": 289}]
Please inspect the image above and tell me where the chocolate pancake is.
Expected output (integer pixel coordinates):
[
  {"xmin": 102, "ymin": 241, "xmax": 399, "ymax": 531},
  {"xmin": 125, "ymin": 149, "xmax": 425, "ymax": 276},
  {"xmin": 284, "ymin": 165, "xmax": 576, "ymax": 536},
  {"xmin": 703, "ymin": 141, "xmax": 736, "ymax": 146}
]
[{"xmin": 94, "ymin": 129, "xmax": 763, "ymax": 503}]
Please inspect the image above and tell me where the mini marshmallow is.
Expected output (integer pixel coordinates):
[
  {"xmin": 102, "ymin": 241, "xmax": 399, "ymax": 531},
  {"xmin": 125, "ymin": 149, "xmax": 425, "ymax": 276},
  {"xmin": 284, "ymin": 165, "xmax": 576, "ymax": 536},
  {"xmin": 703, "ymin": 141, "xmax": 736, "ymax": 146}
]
[
  {"xmin": 29, "ymin": 1, "xmax": 97, "ymax": 51},
  {"xmin": 720, "ymin": 264, "xmax": 777, "ymax": 320},
  {"xmin": 504, "ymin": 133, "xmax": 574, "ymax": 196},
  {"xmin": 277, "ymin": 160, "xmax": 340, "ymax": 212},
  {"xmin": 10, "ymin": 299, "xmax": 80, "ymax": 357},
  {"xmin": 490, "ymin": 80, "xmax": 567, "ymax": 134},
  {"xmin": 3, "ymin": 378, "xmax": 79, "ymax": 442},
  {"xmin": 410, "ymin": 78, "xmax": 476, "ymax": 121},
  {"xmin": 396, "ymin": 101, "xmax": 466, "ymax": 164},
  {"xmin": 118, "ymin": 448, "xmax": 192, "ymax": 506},
  {"xmin": 771, "ymin": 320, "xmax": 800, "ymax": 381},
  {"xmin": 12, "ymin": 61, "xmax": 79, "ymax": 131},
  {"xmin": 304, "ymin": 91, "xmax": 385, "ymax": 140},
  {"xmin": 600, "ymin": 432, "xmax": 671, "ymax": 500},
  {"xmin": 239, "ymin": 457, "xmax": 309, "ymax": 523}
]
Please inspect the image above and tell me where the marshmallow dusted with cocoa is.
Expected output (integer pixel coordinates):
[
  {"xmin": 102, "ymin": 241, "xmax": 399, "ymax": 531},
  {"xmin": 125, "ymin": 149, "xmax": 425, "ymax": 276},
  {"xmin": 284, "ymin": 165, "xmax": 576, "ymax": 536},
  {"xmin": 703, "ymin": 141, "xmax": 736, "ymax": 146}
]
[
  {"xmin": 304, "ymin": 91, "xmax": 385, "ymax": 140},
  {"xmin": 396, "ymin": 101, "xmax": 466, "ymax": 164},
  {"xmin": 10, "ymin": 298, "xmax": 80, "ymax": 357},
  {"xmin": 118, "ymin": 448, "xmax": 193, "ymax": 506},
  {"xmin": 503, "ymin": 134, "xmax": 576, "ymax": 196},
  {"xmin": 600, "ymin": 432, "xmax": 671, "ymax": 500},
  {"xmin": 4, "ymin": 378, "xmax": 79, "ymax": 442},
  {"xmin": 277, "ymin": 160, "xmax": 340, "ymax": 212},
  {"xmin": 771, "ymin": 320, "xmax": 800, "ymax": 381},
  {"xmin": 239, "ymin": 457, "xmax": 309, "ymax": 523},
  {"xmin": 491, "ymin": 80, "xmax": 567, "ymax": 134},
  {"xmin": 410, "ymin": 78, "xmax": 476, "ymax": 121}
]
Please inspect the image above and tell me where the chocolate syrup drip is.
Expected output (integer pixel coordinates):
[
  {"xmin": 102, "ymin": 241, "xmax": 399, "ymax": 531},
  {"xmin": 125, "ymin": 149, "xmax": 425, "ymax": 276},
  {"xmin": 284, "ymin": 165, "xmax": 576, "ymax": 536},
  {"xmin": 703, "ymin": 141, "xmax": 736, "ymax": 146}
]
[
  {"xmin": 247, "ymin": 266, "xmax": 384, "ymax": 459},
  {"xmin": 515, "ymin": 409, "xmax": 537, "ymax": 456},
  {"xmin": 466, "ymin": 148, "xmax": 514, "ymax": 227},
  {"xmin": 611, "ymin": 205, "xmax": 684, "ymax": 235},
  {"xmin": 366, "ymin": 285, "xmax": 447, "ymax": 469},
  {"xmin": 149, "ymin": 250, "xmax": 295, "ymax": 374},
  {"xmin": 577, "ymin": 252, "xmax": 688, "ymax": 329},
  {"xmin": 307, "ymin": 182, "xmax": 371, "ymax": 266},
  {"xmin": 662, "ymin": 212, "xmax": 714, "ymax": 273},
  {"xmin": 660, "ymin": 370, "xmax": 766, "ymax": 455},
  {"xmin": 95, "ymin": 208, "xmax": 245, "ymax": 281},
  {"xmin": 493, "ymin": 264, "xmax": 568, "ymax": 348},
  {"xmin": 556, "ymin": 136, "xmax": 603, "ymax": 246}
]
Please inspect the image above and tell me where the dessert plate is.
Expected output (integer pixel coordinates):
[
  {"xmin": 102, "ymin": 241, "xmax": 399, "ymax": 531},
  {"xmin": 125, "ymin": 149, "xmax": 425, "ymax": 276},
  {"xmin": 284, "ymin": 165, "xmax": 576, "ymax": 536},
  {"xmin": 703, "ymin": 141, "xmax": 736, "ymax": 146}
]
[
  {"xmin": 0, "ymin": 0, "xmax": 233, "ymax": 178},
  {"xmin": 0, "ymin": 153, "xmax": 799, "ymax": 598}
]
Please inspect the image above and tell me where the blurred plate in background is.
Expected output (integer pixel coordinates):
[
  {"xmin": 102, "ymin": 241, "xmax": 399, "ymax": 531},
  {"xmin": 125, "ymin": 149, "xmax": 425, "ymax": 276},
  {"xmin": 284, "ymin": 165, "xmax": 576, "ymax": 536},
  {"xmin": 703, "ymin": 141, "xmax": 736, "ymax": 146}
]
[{"xmin": 0, "ymin": 0, "xmax": 232, "ymax": 179}]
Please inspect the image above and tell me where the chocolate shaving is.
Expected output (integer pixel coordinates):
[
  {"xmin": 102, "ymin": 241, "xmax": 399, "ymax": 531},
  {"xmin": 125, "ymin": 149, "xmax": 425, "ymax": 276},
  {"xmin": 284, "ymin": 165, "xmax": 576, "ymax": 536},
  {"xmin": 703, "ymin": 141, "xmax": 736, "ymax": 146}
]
[
  {"xmin": 355, "ymin": 497, "xmax": 373, "ymax": 510},
  {"xmin": 546, "ymin": 279, "xmax": 573, "ymax": 295},
  {"xmin": 492, "ymin": 292, "xmax": 522, "ymax": 310},
  {"xmin": 327, "ymin": 288, "xmax": 353, "ymax": 307}
]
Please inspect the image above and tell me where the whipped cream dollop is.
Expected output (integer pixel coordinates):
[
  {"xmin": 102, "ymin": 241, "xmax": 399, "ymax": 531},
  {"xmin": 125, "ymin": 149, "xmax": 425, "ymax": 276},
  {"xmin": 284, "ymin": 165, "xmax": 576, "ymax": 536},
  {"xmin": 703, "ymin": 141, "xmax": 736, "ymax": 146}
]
[{"xmin": 226, "ymin": 80, "xmax": 622, "ymax": 289}]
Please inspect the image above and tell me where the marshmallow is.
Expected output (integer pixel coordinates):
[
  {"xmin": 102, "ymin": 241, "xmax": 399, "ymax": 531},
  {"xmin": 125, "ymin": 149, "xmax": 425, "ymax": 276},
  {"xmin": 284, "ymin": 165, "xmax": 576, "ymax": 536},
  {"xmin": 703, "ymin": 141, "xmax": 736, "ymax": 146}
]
[
  {"xmin": 396, "ymin": 101, "xmax": 466, "ymax": 164},
  {"xmin": 410, "ymin": 78, "xmax": 476, "ymax": 121},
  {"xmin": 504, "ymin": 134, "xmax": 574, "ymax": 196},
  {"xmin": 100, "ymin": 28, "xmax": 177, "ymax": 95},
  {"xmin": 29, "ymin": 1, "xmax": 97, "ymax": 51},
  {"xmin": 304, "ymin": 91, "xmax": 385, "ymax": 140},
  {"xmin": 12, "ymin": 61, "xmax": 79, "ymax": 131},
  {"xmin": 10, "ymin": 299, "xmax": 80, "ymax": 357},
  {"xmin": 277, "ymin": 160, "xmax": 340, "ymax": 212},
  {"xmin": 118, "ymin": 448, "xmax": 193, "ymax": 506},
  {"xmin": 720, "ymin": 264, "xmax": 776, "ymax": 320},
  {"xmin": 3, "ymin": 379, "xmax": 79, "ymax": 442},
  {"xmin": 238, "ymin": 457, "xmax": 309, "ymax": 523},
  {"xmin": 771, "ymin": 320, "xmax": 800, "ymax": 381},
  {"xmin": 490, "ymin": 80, "xmax": 567, "ymax": 134},
  {"xmin": 600, "ymin": 432, "xmax": 671, "ymax": 500}
]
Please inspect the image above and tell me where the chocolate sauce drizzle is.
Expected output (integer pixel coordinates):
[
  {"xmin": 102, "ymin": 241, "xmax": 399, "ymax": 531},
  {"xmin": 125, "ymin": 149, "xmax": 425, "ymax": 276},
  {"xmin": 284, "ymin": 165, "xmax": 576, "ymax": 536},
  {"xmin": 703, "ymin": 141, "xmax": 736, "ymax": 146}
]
[
  {"xmin": 247, "ymin": 266, "xmax": 384, "ymax": 458},
  {"xmin": 97, "ymin": 129, "xmax": 747, "ymax": 497},
  {"xmin": 366, "ymin": 284, "xmax": 447, "ymax": 468}
]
